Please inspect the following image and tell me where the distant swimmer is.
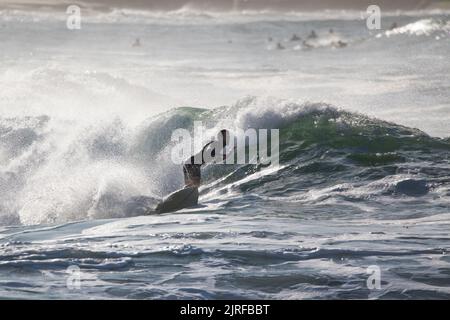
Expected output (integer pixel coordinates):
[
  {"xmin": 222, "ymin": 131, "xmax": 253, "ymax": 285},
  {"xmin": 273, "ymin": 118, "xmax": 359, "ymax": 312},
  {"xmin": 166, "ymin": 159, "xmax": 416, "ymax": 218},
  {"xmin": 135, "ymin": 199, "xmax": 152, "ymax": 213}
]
[
  {"xmin": 183, "ymin": 129, "xmax": 230, "ymax": 187},
  {"xmin": 302, "ymin": 40, "xmax": 313, "ymax": 49},
  {"xmin": 132, "ymin": 38, "xmax": 141, "ymax": 47},
  {"xmin": 308, "ymin": 30, "xmax": 318, "ymax": 39},
  {"xmin": 333, "ymin": 40, "xmax": 347, "ymax": 48},
  {"xmin": 276, "ymin": 42, "xmax": 286, "ymax": 50},
  {"xmin": 389, "ymin": 22, "xmax": 398, "ymax": 30},
  {"xmin": 290, "ymin": 34, "xmax": 302, "ymax": 41}
]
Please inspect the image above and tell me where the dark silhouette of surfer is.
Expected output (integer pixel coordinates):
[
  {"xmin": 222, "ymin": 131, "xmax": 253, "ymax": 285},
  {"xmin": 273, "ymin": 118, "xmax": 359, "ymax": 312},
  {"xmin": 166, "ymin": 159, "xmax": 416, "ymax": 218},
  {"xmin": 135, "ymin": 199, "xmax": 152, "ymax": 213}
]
[
  {"xmin": 276, "ymin": 42, "xmax": 286, "ymax": 50},
  {"xmin": 290, "ymin": 34, "xmax": 302, "ymax": 41},
  {"xmin": 152, "ymin": 130, "xmax": 231, "ymax": 214},
  {"xmin": 308, "ymin": 30, "xmax": 318, "ymax": 39},
  {"xmin": 152, "ymin": 130, "xmax": 230, "ymax": 214},
  {"xmin": 132, "ymin": 38, "xmax": 141, "ymax": 47},
  {"xmin": 389, "ymin": 22, "xmax": 398, "ymax": 30},
  {"xmin": 183, "ymin": 129, "xmax": 230, "ymax": 187}
]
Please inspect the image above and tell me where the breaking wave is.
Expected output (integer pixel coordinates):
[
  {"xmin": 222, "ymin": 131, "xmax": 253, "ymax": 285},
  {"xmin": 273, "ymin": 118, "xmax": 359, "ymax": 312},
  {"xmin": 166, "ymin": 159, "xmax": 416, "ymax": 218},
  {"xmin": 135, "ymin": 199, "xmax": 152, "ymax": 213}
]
[{"xmin": 1, "ymin": 97, "xmax": 449, "ymax": 225}]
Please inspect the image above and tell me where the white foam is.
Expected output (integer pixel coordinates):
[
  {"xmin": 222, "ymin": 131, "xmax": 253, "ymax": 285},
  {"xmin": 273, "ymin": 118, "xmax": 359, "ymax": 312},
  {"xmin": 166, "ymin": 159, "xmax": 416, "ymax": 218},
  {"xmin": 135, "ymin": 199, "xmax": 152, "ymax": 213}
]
[{"xmin": 381, "ymin": 19, "xmax": 450, "ymax": 37}]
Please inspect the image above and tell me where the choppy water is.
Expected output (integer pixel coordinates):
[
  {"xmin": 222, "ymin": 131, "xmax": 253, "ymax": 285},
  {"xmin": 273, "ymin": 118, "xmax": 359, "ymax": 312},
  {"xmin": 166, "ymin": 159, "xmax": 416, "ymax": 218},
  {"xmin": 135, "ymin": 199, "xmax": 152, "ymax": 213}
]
[{"xmin": 0, "ymin": 8, "xmax": 449, "ymax": 299}]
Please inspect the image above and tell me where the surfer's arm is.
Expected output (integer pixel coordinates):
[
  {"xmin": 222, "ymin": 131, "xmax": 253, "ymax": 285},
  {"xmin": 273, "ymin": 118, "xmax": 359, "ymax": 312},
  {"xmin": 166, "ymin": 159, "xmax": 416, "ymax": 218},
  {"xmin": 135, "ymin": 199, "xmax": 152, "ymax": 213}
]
[{"xmin": 204, "ymin": 143, "xmax": 236, "ymax": 163}]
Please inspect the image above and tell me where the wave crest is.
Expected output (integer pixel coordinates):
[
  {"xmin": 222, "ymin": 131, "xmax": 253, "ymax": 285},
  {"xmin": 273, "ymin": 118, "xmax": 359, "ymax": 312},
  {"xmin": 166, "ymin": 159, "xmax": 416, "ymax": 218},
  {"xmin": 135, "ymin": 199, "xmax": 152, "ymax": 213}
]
[{"xmin": 1, "ymin": 97, "xmax": 449, "ymax": 226}]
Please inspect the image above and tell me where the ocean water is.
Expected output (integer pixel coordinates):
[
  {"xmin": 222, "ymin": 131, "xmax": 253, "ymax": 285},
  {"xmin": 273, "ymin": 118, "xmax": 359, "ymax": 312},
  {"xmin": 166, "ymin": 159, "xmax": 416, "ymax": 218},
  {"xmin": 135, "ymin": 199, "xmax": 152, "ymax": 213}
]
[{"xmin": 0, "ymin": 8, "xmax": 449, "ymax": 299}]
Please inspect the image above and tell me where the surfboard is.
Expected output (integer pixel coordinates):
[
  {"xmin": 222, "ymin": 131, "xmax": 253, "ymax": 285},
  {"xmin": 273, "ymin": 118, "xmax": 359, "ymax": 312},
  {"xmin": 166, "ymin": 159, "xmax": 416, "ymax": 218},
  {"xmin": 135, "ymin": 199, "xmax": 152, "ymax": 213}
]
[{"xmin": 154, "ymin": 186, "xmax": 199, "ymax": 214}]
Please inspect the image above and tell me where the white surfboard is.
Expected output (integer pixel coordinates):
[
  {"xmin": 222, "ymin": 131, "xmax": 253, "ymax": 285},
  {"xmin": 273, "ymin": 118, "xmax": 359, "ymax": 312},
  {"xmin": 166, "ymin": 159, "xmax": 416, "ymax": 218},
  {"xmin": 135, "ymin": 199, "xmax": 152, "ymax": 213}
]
[{"xmin": 154, "ymin": 186, "xmax": 199, "ymax": 213}]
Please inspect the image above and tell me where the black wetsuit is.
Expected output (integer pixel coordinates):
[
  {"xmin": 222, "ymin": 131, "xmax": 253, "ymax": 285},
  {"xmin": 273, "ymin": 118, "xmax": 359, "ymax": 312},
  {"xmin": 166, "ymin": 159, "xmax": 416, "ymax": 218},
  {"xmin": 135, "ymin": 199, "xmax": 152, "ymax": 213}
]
[{"xmin": 183, "ymin": 141, "xmax": 221, "ymax": 186}]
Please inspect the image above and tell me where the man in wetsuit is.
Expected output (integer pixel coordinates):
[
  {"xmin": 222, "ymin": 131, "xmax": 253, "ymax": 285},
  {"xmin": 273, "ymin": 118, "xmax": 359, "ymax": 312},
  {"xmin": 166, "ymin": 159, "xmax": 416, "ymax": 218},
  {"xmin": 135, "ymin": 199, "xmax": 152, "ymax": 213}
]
[{"xmin": 183, "ymin": 129, "xmax": 230, "ymax": 187}]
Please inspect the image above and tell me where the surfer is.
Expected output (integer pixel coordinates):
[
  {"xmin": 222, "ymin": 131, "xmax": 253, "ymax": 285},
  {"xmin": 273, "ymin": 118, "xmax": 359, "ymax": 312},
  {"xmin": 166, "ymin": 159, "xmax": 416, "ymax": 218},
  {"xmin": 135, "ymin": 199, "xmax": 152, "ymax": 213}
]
[
  {"xmin": 276, "ymin": 42, "xmax": 286, "ymax": 50},
  {"xmin": 389, "ymin": 22, "xmax": 398, "ymax": 30},
  {"xmin": 132, "ymin": 38, "xmax": 141, "ymax": 47},
  {"xmin": 182, "ymin": 129, "xmax": 230, "ymax": 187},
  {"xmin": 290, "ymin": 34, "xmax": 302, "ymax": 41},
  {"xmin": 308, "ymin": 30, "xmax": 318, "ymax": 39},
  {"xmin": 152, "ymin": 129, "xmax": 231, "ymax": 214}
]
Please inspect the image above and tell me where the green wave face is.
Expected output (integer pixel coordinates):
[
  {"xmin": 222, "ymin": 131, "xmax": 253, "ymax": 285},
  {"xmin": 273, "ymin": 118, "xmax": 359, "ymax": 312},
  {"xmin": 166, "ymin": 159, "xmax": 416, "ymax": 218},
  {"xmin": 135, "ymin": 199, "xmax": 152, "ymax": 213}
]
[
  {"xmin": 1, "ymin": 101, "xmax": 448, "ymax": 225},
  {"xmin": 157, "ymin": 104, "xmax": 449, "ymax": 168},
  {"xmin": 279, "ymin": 108, "xmax": 450, "ymax": 165},
  {"xmin": 147, "ymin": 103, "xmax": 449, "ymax": 201}
]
